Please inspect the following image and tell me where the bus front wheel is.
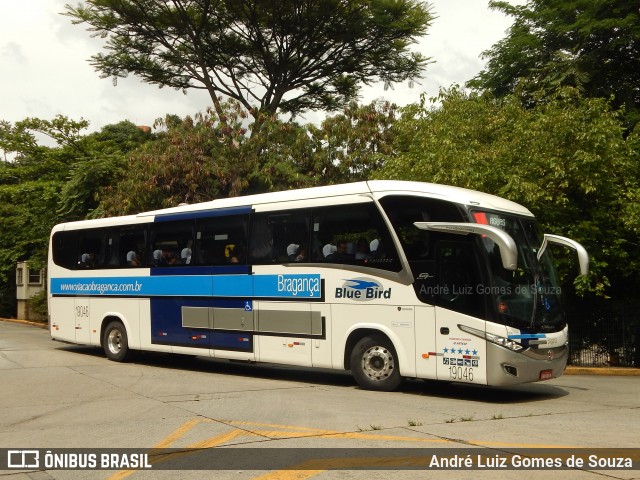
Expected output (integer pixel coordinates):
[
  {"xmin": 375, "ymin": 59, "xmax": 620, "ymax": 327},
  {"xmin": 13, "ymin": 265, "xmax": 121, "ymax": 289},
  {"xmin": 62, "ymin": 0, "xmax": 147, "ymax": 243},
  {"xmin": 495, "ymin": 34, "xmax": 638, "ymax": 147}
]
[
  {"xmin": 102, "ymin": 321, "xmax": 130, "ymax": 362},
  {"xmin": 350, "ymin": 335, "xmax": 402, "ymax": 391}
]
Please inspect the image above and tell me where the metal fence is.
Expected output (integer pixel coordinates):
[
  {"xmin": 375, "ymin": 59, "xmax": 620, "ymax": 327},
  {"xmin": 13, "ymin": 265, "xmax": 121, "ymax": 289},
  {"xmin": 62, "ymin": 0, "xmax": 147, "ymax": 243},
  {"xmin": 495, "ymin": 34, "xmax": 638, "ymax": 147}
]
[{"xmin": 567, "ymin": 310, "xmax": 639, "ymax": 368}]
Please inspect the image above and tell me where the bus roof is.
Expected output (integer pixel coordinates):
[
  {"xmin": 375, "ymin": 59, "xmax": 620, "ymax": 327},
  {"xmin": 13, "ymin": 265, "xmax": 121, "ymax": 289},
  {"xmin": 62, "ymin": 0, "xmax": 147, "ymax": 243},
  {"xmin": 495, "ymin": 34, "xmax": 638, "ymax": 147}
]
[
  {"xmin": 53, "ymin": 180, "xmax": 532, "ymax": 231},
  {"xmin": 139, "ymin": 180, "xmax": 533, "ymax": 218}
]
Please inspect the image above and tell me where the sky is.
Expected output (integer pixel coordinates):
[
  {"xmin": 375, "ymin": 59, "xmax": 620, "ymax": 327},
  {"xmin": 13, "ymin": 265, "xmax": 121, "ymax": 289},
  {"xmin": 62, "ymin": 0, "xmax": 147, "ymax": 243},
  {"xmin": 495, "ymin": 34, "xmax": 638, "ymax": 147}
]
[{"xmin": 0, "ymin": 0, "xmax": 519, "ymax": 136}]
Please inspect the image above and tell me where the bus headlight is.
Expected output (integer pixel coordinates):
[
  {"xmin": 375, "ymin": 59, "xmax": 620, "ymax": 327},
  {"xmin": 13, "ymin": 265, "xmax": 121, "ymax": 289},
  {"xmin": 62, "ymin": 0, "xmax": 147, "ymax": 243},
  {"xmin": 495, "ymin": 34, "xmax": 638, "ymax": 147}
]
[{"xmin": 458, "ymin": 324, "xmax": 525, "ymax": 353}]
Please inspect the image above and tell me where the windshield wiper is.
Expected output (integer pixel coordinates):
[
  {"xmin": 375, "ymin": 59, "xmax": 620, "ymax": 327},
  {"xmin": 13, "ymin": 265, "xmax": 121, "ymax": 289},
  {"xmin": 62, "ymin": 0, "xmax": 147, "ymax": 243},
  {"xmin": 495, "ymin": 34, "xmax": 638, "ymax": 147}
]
[{"xmin": 530, "ymin": 274, "xmax": 539, "ymax": 328}]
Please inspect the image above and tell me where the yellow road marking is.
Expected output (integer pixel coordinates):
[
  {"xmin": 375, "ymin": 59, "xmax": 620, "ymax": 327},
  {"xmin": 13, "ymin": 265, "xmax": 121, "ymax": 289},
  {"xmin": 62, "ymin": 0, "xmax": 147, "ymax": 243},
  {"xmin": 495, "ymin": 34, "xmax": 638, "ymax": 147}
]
[
  {"xmin": 152, "ymin": 417, "xmax": 203, "ymax": 449},
  {"xmin": 227, "ymin": 420, "xmax": 335, "ymax": 433},
  {"xmin": 107, "ymin": 417, "xmax": 452, "ymax": 479},
  {"xmin": 190, "ymin": 428, "xmax": 251, "ymax": 448},
  {"xmin": 108, "ymin": 417, "xmax": 586, "ymax": 480},
  {"xmin": 107, "ymin": 417, "xmax": 208, "ymax": 480}
]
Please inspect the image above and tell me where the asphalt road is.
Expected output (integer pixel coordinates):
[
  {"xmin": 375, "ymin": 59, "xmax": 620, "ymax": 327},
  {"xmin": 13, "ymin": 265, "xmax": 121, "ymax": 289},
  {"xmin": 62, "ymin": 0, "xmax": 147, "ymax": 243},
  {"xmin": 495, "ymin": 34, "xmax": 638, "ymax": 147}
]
[{"xmin": 1, "ymin": 320, "xmax": 638, "ymax": 480}]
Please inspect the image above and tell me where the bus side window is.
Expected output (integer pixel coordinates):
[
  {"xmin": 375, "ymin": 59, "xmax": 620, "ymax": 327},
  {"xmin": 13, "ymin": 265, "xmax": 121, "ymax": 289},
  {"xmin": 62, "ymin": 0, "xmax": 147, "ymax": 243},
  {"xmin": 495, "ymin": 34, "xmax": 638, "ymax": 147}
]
[
  {"xmin": 196, "ymin": 214, "xmax": 249, "ymax": 265},
  {"xmin": 149, "ymin": 220, "xmax": 194, "ymax": 267},
  {"xmin": 52, "ymin": 231, "xmax": 80, "ymax": 269},
  {"xmin": 114, "ymin": 225, "xmax": 147, "ymax": 268},
  {"xmin": 311, "ymin": 202, "xmax": 401, "ymax": 271},
  {"xmin": 78, "ymin": 230, "xmax": 108, "ymax": 269},
  {"xmin": 248, "ymin": 211, "xmax": 310, "ymax": 264}
]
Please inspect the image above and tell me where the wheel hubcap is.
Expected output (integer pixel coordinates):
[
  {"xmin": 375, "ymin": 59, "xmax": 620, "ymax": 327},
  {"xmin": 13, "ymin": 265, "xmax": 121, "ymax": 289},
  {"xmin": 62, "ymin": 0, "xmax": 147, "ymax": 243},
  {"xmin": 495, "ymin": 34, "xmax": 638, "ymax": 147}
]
[
  {"xmin": 107, "ymin": 330, "xmax": 122, "ymax": 355},
  {"xmin": 361, "ymin": 346, "xmax": 394, "ymax": 381}
]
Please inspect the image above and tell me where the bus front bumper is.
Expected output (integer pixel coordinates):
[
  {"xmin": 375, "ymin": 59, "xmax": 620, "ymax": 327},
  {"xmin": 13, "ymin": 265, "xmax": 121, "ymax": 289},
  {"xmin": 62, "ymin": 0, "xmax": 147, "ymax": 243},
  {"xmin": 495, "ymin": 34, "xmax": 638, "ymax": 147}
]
[{"xmin": 486, "ymin": 343, "xmax": 569, "ymax": 386}]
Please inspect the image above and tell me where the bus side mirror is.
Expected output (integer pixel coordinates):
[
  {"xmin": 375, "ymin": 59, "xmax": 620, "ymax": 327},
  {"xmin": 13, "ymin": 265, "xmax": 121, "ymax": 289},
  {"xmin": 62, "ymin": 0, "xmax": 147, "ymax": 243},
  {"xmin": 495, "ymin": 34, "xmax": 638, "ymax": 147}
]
[
  {"xmin": 414, "ymin": 222, "xmax": 518, "ymax": 271},
  {"xmin": 538, "ymin": 234, "xmax": 589, "ymax": 276}
]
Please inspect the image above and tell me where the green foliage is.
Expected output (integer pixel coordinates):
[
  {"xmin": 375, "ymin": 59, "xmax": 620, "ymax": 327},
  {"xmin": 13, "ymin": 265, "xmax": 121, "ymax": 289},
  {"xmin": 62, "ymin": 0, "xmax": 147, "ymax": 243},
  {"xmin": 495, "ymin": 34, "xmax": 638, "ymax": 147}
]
[
  {"xmin": 27, "ymin": 290, "xmax": 48, "ymax": 320},
  {"xmin": 0, "ymin": 120, "xmax": 43, "ymax": 160},
  {"xmin": 15, "ymin": 116, "xmax": 91, "ymax": 155},
  {"xmin": 311, "ymin": 100, "xmax": 398, "ymax": 183},
  {"xmin": 468, "ymin": 0, "xmax": 640, "ymax": 129},
  {"xmin": 64, "ymin": 0, "xmax": 432, "ymax": 122},
  {"xmin": 100, "ymin": 101, "xmax": 325, "ymax": 215},
  {"xmin": 59, "ymin": 120, "xmax": 151, "ymax": 220},
  {"xmin": 0, "ymin": 117, "xmax": 151, "ymax": 316},
  {"xmin": 0, "ymin": 116, "xmax": 81, "ymax": 297},
  {"xmin": 99, "ymin": 100, "xmax": 399, "ymax": 215},
  {"xmin": 100, "ymin": 107, "xmax": 247, "ymax": 214},
  {"xmin": 376, "ymin": 87, "xmax": 639, "ymax": 297},
  {"xmin": 0, "ymin": 177, "xmax": 61, "ymax": 316}
]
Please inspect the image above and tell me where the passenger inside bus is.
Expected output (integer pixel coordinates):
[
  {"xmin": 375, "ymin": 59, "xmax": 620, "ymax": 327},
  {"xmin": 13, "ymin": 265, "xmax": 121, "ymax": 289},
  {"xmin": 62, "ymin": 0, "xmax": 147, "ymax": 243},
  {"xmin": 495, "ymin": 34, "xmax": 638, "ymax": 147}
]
[
  {"xmin": 153, "ymin": 248, "xmax": 179, "ymax": 266},
  {"xmin": 287, "ymin": 243, "xmax": 299, "ymax": 261},
  {"xmin": 127, "ymin": 251, "xmax": 141, "ymax": 267},
  {"xmin": 322, "ymin": 243, "xmax": 337, "ymax": 260},
  {"xmin": 225, "ymin": 244, "xmax": 243, "ymax": 264},
  {"xmin": 286, "ymin": 244, "xmax": 308, "ymax": 262},
  {"xmin": 79, "ymin": 252, "xmax": 95, "ymax": 268},
  {"xmin": 325, "ymin": 240, "xmax": 353, "ymax": 263},
  {"xmin": 180, "ymin": 247, "xmax": 192, "ymax": 264},
  {"xmin": 369, "ymin": 239, "xmax": 379, "ymax": 256},
  {"xmin": 296, "ymin": 245, "xmax": 307, "ymax": 262},
  {"xmin": 355, "ymin": 238, "xmax": 372, "ymax": 260}
]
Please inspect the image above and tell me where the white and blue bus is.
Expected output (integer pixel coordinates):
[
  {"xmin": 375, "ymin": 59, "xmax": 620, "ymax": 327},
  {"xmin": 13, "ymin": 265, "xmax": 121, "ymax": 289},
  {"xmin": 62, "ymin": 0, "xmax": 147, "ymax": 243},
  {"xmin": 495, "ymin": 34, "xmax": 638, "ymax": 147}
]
[{"xmin": 48, "ymin": 181, "xmax": 588, "ymax": 390}]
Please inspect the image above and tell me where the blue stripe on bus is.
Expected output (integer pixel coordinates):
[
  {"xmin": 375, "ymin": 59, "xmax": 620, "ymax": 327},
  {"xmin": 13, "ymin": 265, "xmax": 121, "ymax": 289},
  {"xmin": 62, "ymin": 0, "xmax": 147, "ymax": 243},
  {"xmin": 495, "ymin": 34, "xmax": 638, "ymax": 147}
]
[
  {"xmin": 154, "ymin": 205, "xmax": 252, "ymax": 222},
  {"xmin": 50, "ymin": 273, "xmax": 322, "ymax": 299},
  {"xmin": 507, "ymin": 334, "xmax": 547, "ymax": 339}
]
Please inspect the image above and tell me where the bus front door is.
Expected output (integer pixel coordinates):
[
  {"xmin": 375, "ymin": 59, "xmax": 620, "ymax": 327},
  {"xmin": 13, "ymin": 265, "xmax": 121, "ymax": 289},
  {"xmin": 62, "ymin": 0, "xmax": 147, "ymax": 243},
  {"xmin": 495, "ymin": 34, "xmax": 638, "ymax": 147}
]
[{"xmin": 435, "ymin": 307, "xmax": 487, "ymax": 385}]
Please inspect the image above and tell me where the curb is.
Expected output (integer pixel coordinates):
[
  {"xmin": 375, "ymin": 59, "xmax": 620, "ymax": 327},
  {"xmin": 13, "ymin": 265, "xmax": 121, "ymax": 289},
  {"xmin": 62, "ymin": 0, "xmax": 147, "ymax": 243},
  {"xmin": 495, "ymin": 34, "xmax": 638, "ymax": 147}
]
[
  {"xmin": 0, "ymin": 317, "xmax": 48, "ymax": 329},
  {"xmin": 564, "ymin": 366, "xmax": 640, "ymax": 376}
]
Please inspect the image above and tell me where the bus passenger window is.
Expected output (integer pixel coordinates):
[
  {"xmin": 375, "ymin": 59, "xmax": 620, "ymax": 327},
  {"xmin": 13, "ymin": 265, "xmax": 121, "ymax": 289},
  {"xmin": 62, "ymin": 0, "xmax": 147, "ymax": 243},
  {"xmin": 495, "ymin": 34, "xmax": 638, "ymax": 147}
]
[
  {"xmin": 149, "ymin": 221, "xmax": 194, "ymax": 267},
  {"xmin": 249, "ymin": 211, "xmax": 310, "ymax": 264},
  {"xmin": 114, "ymin": 225, "xmax": 147, "ymax": 268},
  {"xmin": 311, "ymin": 203, "xmax": 401, "ymax": 271},
  {"xmin": 52, "ymin": 231, "xmax": 79, "ymax": 269},
  {"xmin": 196, "ymin": 214, "xmax": 249, "ymax": 265},
  {"xmin": 77, "ymin": 230, "xmax": 108, "ymax": 269}
]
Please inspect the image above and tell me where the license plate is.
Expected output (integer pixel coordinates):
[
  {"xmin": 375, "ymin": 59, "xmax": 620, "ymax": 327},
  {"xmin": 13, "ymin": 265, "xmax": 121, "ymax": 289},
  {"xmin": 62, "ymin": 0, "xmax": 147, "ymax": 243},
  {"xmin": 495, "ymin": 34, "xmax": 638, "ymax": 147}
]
[{"xmin": 539, "ymin": 369, "xmax": 553, "ymax": 380}]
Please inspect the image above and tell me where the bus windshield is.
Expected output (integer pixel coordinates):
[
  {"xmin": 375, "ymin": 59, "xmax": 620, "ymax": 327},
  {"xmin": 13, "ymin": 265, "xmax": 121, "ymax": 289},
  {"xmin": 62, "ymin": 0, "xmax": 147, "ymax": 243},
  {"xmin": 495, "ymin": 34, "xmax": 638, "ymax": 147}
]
[{"xmin": 473, "ymin": 211, "xmax": 564, "ymax": 332}]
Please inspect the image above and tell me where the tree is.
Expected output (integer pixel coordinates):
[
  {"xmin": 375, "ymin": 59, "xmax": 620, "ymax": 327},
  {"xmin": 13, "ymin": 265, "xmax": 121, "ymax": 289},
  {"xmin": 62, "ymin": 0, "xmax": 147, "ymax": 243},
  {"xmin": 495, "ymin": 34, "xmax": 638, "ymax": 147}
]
[
  {"xmin": 0, "ymin": 117, "xmax": 151, "ymax": 316},
  {"xmin": 65, "ymin": 0, "xmax": 432, "ymax": 127},
  {"xmin": 98, "ymin": 99, "xmax": 400, "ymax": 216},
  {"xmin": 100, "ymin": 109, "xmax": 245, "ymax": 215},
  {"xmin": 58, "ymin": 120, "xmax": 152, "ymax": 219},
  {"xmin": 0, "ymin": 119, "xmax": 69, "ymax": 316},
  {"xmin": 309, "ymin": 100, "xmax": 398, "ymax": 183},
  {"xmin": 468, "ymin": 0, "xmax": 640, "ymax": 128},
  {"xmin": 99, "ymin": 101, "xmax": 319, "ymax": 215}
]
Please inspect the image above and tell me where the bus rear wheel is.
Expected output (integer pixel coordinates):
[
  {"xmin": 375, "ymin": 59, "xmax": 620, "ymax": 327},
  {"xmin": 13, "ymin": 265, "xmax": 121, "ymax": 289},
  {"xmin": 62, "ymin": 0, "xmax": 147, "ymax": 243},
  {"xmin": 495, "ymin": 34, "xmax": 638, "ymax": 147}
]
[
  {"xmin": 350, "ymin": 335, "xmax": 402, "ymax": 391},
  {"xmin": 103, "ymin": 321, "xmax": 130, "ymax": 362}
]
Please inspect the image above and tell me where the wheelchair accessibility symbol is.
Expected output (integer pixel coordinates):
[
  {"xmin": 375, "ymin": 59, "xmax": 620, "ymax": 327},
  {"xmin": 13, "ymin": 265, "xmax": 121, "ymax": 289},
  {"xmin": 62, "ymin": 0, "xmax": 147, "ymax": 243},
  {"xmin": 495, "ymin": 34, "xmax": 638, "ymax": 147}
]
[{"xmin": 244, "ymin": 301, "xmax": 252, "ymax": 312}]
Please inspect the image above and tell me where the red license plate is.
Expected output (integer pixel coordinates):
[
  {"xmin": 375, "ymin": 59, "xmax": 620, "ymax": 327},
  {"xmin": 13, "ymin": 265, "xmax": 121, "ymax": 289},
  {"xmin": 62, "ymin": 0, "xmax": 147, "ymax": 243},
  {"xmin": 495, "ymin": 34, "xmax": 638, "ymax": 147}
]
[{"xmin": 539, "ymin": 369, "xmax": 553, "ymax": 380}]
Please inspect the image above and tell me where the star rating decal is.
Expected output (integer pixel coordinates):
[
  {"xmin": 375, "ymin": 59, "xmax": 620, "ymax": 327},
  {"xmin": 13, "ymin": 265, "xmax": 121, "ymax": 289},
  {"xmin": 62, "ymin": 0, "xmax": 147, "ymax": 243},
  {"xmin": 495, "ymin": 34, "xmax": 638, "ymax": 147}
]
[{"xmin": 442, "ymin": 347, "xmax": 480, "ymax": 357}]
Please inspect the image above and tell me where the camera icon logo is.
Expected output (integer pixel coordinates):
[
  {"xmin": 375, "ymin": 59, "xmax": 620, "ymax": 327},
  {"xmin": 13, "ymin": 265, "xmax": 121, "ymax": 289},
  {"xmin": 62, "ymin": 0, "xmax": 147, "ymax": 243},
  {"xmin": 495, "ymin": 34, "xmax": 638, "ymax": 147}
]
[{"xmin": 7, "ymin": 450, "xmax": 40, "ymax": 469}]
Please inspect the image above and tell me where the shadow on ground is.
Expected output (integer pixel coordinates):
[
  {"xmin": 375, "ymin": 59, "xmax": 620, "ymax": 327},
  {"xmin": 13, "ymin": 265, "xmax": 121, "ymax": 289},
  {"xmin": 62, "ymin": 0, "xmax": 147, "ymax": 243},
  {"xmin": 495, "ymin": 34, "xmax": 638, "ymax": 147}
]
[{"xmin": 57, "ymin": 344, "xmax": 569, "ymax": 403}]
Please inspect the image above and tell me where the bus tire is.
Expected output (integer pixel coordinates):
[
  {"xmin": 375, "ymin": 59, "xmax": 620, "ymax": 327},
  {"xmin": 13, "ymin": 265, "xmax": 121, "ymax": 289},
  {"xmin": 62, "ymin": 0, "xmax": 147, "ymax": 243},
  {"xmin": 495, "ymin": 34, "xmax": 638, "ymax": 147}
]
[
  {"xmin": 350, "ymin": 335, "xmax": 402, "ymax": 391},
  {"xmin": 103, "ymin": 321, "xmax": 130, "ymax": 362}
]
